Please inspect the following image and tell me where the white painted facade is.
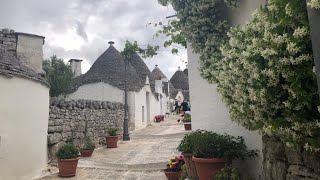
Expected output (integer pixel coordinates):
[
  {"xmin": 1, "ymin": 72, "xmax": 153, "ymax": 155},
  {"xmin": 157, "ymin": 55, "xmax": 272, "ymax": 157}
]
[
  {"xmin": 0, "ymin": 76, "xmax": 49, "ymax": 180},
  {"xmin": 188, "ymin": 0, "xmax": 265, "ymax": 178},
  {"xmin": 67, "ymin": 82, "xmax": 163, "ymax": 130},
  {"xmin": 67, "ymin": 82, "xmax": 124, "ymax": 103}
]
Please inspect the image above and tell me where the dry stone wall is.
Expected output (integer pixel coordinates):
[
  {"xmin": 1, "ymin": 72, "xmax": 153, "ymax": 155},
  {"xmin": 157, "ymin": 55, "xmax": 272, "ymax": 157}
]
[
  {"xmin": 48, "ymin": 98, "xmax": 124, "ymax": 161},
  {"xmin": 263, "ymin": 135, "xmax": 320, "ymax": 180},
  {"xmin": 0, "ymin": 28, "xmax": 16, "ymax": 51}
]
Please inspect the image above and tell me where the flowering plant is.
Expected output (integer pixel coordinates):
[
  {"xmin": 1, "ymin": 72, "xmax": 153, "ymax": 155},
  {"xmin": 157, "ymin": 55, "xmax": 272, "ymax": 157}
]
[{"xmin": 163, "ymin": 155, "xmax": 185, "ymax": 172}]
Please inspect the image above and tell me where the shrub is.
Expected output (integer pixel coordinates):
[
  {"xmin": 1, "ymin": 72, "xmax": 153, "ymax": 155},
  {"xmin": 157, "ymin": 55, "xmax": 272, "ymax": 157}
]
[
  {"xmin": 80, "ymin": 137, "xmax": 96, "ymax": 150},
  {"xmin": 177, "ymin": 130, "xmax": 201, "ymax": 153},
  {"xmin": 182, "ymin": 114, "xmax": 191, "ymax": 123},
  {"xmin": 56, "ymin": 144, "xmax": 79, "ymax": 159},
  {"xmin": 191, "ymin": 130, "xmax": 258, "ymax": 162},
  {"xmin": 106, "ymin": 127, "xmax": 118, "ymax": 136}
]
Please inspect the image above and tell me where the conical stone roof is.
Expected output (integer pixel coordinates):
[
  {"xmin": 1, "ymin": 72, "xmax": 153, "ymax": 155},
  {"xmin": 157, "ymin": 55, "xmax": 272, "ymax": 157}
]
[
  {"xmin": 69, "ymin": 45, "xmax": 143, "ymax": 92},
  {"xmin": 129, "ymin": 53, "xmax": 155, "ymax": 92},
  {"xmin": 170, "ymin": 67, "xmax": 189, "ymax": 90},
  {"xmin": 183, "ymin": 68, "xmax": 188, "ymax": 77},
  {"xmin": 151, "ymin": 65, "xmax": 167, "ymax": 80}
]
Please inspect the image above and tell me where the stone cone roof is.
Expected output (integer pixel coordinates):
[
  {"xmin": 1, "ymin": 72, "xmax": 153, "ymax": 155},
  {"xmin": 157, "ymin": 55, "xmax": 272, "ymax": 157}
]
[
  {"xmin": 69, "ymin": 45, "xmax": 143, "ymax": 92},
  {"xmin": 129, "ymin": 53, "xmax": 155, "ymax": 92},
  {"xmin": 170, "ymin": 68, "xmax": 189, "ymax": 90},
  {"xmin": 151, "ymin": 65, "xmax": 167, "ymax": 80},
  {"xmin": 183, "ymin": 68, "xmax": 188, "ymax": 77},
  {"xmin": 0, "ymin": 45, "xmax": 49, "ymax": 86}
]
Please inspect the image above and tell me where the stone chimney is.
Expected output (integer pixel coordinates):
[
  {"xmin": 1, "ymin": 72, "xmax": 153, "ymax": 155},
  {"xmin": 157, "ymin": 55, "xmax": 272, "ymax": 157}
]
[
  {"xmin": 144, "ymin": 75, "xmax": 150, "ymax": 85},
  {"xmin": 108, "ymin": 41, "xmax": 115, "ymax": 46},
  {"xmin": 15, "ymin": 32, "xmax": 45, "ymax": 75},
  {"xmin": 68, "ymin": 59, "xmax": 83, "ymax": 77}
]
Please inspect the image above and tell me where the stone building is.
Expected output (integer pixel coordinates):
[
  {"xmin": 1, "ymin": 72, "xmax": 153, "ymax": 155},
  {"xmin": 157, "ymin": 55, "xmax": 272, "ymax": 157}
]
[
  {"xmin": 170, "ymin": 67, "xmax": 190, "ymax": 102},
  {"xmin": 66, "ymin": 42, "xmax": 170, "ymax": 130},
  {"xmin": 0, "ymin": 29, "xmax": 49, "ymax": 180}
]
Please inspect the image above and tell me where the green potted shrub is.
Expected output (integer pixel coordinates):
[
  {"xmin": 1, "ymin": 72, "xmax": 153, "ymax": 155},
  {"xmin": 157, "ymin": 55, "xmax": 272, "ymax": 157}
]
[
  {"xmin": 177, "ymin": 131, "xmax": 200, "ymax": 179},
  {"xmin": 56, "ymin": 144, "xmax": 80, "ymax": 177},
  {"xmin": 106, "ymin": 127, "xmax": 119, "ymax": 148},
  {"xmin": 80, "ymin": 137, "xmax": 96, "ymax": 157},
  {"xmin": 182, "ymin": 113, "xmax": 191, "ymax": 130},
  {"xmin": 191, "ymin": 130, "xmax": 258, "ymax": 180}
]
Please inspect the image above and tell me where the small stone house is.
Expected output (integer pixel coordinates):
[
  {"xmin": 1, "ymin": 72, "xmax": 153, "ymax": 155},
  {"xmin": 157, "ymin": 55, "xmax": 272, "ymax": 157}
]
[
  {"xmin": 0, "ymin": 29, "xmax": 49, "ymax": 180},
  {"xmin": 66, "ymin": 42, "xmax": 170, "ymax": 130},
  {"xmin": 170, "ymin": 67, "xmax": 190, "ymax": 103}
]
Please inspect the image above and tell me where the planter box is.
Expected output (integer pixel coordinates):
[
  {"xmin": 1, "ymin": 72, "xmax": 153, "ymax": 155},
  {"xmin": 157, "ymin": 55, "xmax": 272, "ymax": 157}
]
[
  {"xmin": 58, "ymin": 157, "xmax": 80, "ymax": 177},
  {"xmin": 106, "ymin": 136, "xmax": 118, "ymax": 148},
  {"xmin": 192, "ymin": 157, "xmax": 225, "ymax": 180},
  {"xmin": 184, "ymin": 123, "xmax": 192, "ymax": 131},
  {"xmin": 80, "ymin": 150, "xmax": 94, "ymax": 157}
]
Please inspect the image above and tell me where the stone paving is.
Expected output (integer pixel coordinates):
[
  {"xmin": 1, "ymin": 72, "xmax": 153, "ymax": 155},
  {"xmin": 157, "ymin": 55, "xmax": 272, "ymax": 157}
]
[{"xmin": 37, "ymin": 115, "xmax": 187, "ymax": 180}]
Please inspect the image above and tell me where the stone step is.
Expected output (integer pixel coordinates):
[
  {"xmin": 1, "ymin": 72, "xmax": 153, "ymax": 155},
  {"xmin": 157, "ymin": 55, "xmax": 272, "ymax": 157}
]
[{"xmin": 78, "ymin": 159, "xmax": 167, "ymax": 171}]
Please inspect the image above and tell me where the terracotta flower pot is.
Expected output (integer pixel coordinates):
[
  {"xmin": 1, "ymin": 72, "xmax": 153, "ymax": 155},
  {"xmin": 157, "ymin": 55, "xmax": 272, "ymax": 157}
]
[
  {"xmin": 80, "ymin": 149, "xmax": 94, "ymax": 157},
  {"xmin": 106, "ymin": 136, "xmax": 118, "ymax": 148},
  {"xmin": 192, "ymin": 157, "xmax": 225, "ymax": 180},
  {"xmin": 58, "ymin": 157, "xmax": 80, "ymax": 177},
  {"xmin": 182, "ymin": 153, "xmax": 198, "ymax": 179},
  {"xmin": 184, "ymin": 123, "xmax": 192, "ymax": 131},
  {"xmin": 164, "ymin": 171, "xmax": 182, "ymax": 180}
]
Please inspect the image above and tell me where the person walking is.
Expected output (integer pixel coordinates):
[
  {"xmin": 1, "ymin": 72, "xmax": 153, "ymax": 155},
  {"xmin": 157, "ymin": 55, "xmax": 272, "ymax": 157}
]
[{"xmin": 174, "ymin": 99, "xmax": 181, "ymax": 114}]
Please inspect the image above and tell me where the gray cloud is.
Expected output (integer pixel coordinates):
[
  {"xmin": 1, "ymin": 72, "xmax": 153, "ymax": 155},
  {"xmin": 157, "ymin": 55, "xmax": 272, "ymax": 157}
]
[
  {"xmin": 0, "ymin": 0, "xmax": 187, "ymax": 78},
  {"xmin": 75, "ymin": 20, "xmax": 88, "ymax": 41}
]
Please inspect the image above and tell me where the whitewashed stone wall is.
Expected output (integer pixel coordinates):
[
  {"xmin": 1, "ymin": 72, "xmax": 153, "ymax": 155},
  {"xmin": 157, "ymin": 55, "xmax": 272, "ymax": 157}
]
[
  {"xmin": 67, "ymin": 82, "xmax": 124, "ymax": 103},
  {"xmin": 48, "ymin": 98, "xmax": 124, "ymax": 161}
]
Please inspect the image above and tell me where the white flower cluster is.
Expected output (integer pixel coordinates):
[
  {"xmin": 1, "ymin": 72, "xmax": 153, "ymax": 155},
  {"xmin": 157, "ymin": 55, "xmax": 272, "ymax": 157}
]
[
  {"xmin": 215, "ymin": 0, "xmax": 320, "ymax": 152},
  {"xmin": 308, "ymin": 0, "xmax": 320, "ymax": 9}
]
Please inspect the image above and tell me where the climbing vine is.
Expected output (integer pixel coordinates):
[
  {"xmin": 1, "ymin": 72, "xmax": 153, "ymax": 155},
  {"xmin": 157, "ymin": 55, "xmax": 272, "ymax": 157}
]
[
  {"xmin": 158, "ymin": 0, "xmax": 320, "ymax": 152},
  {"xmin": 218, "ymin": 0, "xmax": 320, "ymax": 152}
]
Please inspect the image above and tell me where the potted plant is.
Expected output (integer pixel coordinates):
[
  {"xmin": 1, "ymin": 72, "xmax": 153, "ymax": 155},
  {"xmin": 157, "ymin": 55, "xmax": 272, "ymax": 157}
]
[
  {"xmin": 160, "ymin": 115, "xmax": 165, "ymax": 121},
  {"xmin": 80, "ymin": 137, "xmax": 96, "ymax": 157},
  {"xmin": 154, "ymin": 115, "xmax": 162, "ymax": 122},
  {"xmin": 163, "ymin": 155, "xmax": 185, "ymax": 180},
  {"xmin": 182, "ymin": 113, "xmax": 192, "ymax": 130},
  {"xmin": 177, "ymin": 131, "xmax": 199, "ymax": 179},
  {"xmin": 106, "ymin": 127, "xmax": 119, "ymax": 148},
  {"xmin": 56, "ymin": 144, "xmax": 80, "ymax": 177},
  {"xmin": 191, "ymin": 130, "xmax": 258, "ymax": 180}
]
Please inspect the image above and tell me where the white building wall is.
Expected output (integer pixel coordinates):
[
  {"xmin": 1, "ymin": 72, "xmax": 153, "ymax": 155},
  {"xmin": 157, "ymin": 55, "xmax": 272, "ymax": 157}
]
[
  {"xmin": 188, "ymin": 0, "xmax": 265, "ymax": 178},
  {"xmin": 0, "ymin": 76, "xmax": 49, "ymax": 180},
  {"xmin": 133, "ymin": 89, "xmax": 148, "ymax": 130},
  {"xmin": 67, "ymin": 82, "xmax": 124, "ymax": 103}
]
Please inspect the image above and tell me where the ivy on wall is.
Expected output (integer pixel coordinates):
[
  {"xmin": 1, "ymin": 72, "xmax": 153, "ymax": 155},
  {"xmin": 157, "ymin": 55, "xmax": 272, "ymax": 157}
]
[{"xmin": 158, "ymin": 0, "xmax": 320, "ymax": 152}]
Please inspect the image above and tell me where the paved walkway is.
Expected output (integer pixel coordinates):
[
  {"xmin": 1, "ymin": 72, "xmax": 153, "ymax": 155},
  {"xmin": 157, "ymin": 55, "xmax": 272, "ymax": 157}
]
[{"xmin": 37, "ymin": 115, "xmax": 187, "ymax": 180}]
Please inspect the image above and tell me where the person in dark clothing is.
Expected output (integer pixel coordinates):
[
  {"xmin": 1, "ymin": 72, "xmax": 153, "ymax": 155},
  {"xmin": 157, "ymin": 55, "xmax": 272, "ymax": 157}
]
[{"xmin": 181, "ymin": 100, "xmax": 189, "ymax": 112}]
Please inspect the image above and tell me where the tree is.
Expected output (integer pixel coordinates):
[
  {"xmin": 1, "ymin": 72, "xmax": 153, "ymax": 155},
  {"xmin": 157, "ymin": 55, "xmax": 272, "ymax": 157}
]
[{"xmin": 43, "ymin": 55, "xmax": 73, "ymax": 97}]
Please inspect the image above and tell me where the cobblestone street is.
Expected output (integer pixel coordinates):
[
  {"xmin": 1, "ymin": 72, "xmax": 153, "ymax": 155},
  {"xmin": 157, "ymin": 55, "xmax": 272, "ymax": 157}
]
[{"xmin": 37, "ymin": 115, "xmax": 187, "ymax": 180}]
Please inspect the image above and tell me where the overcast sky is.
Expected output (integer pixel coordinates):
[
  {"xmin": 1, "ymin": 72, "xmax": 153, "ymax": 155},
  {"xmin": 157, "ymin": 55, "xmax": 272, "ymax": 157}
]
[{"xmin": 0, "ymin": 0, "xmax": 187, "ymax": 78}]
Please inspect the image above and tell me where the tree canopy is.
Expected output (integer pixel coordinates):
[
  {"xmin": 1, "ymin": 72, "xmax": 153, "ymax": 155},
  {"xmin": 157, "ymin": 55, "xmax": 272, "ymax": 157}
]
[{"xmin": 43, "ymin": 55, "xmax": 73, "ymax": 97}]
